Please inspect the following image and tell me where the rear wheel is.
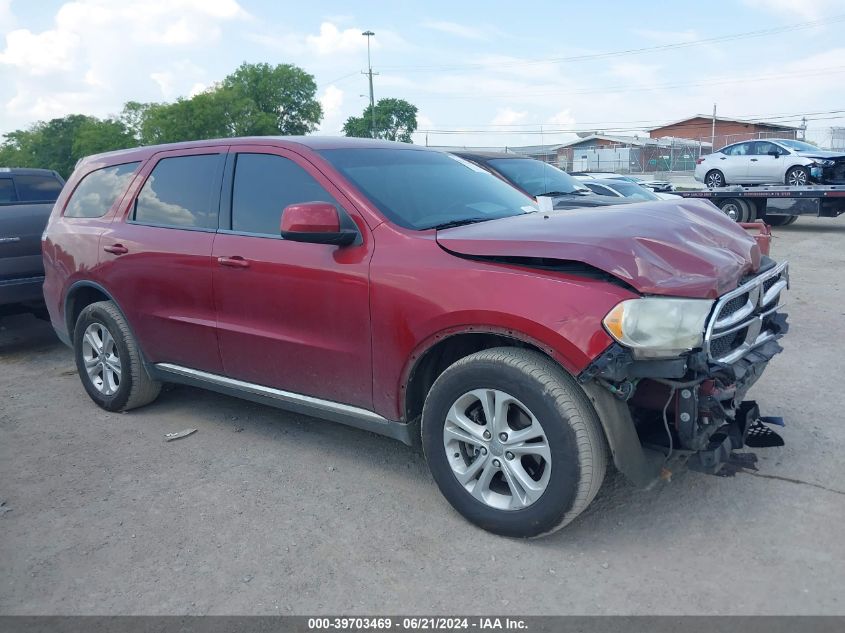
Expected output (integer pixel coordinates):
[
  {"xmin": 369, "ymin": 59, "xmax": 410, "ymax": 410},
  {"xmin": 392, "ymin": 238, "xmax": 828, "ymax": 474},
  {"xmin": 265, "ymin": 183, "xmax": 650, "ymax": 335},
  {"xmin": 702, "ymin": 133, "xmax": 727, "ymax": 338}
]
[
  {"xmin": 421, "ymin": 348, "xmax": 606, "ymax": 538},
  {"xmin": 705, "ymin": 170, "xmax": 726, "ymax": 188},
  {"xmin": 73, "ymin": 301, "xmax": 161, "ymax": 412},
  {"xmin": 719, "ymin": 198, "xmax": 750, "ymax": 222},
  {"xmin": 785, "ymin": 166, "xmax": 809, "ymax": 186},
  {"xmin": 765, "ymin": 215, "xmax": 798, "ymax": 226}
]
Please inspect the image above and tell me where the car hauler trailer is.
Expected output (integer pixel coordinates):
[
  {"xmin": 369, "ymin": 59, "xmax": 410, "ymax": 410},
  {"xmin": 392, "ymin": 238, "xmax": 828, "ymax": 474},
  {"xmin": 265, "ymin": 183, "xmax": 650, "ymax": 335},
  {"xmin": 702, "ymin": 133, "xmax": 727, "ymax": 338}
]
[{"xmin": 677, "ymin": 185, "xmax": 845, "ymax": 225}]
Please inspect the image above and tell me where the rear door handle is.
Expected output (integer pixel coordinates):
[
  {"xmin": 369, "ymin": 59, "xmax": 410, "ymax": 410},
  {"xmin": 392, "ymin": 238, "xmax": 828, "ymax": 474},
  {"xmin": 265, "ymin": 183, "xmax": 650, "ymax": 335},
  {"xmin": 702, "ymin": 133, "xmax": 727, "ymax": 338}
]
[
  {"xmin": 218, "ymin": 256, "xmax": 250, "ymax": 268},
  {"xmin": 719, "ymin": 157, "xmax": 727, "ymax": 160},
  {"xmin": 103, "ymin": 244, "xmax": 128, "ymax": 255},
  {"xmin": 750, "ymin": 158, "xmax": 758, "ymax": 162}
]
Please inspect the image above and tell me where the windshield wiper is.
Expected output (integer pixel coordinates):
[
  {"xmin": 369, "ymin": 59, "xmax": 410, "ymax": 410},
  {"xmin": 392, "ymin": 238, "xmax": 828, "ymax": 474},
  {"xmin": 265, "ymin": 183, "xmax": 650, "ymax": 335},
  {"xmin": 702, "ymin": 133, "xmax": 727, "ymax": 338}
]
[
  {"xmin": 425, "ymin": 217, "xmax": 493, "ymax": 230},
  {"xmin": 535, "ymin": 190, "xmax": 583, "ymax": 197}
]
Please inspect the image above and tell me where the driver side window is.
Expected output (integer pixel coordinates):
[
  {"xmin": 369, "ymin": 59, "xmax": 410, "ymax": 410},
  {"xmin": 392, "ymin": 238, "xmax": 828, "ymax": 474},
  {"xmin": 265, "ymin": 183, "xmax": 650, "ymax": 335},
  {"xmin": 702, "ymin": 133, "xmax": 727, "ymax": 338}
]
[{"xmin": 231, "ymin": 153, "xmax": 340, "ymax": 236}]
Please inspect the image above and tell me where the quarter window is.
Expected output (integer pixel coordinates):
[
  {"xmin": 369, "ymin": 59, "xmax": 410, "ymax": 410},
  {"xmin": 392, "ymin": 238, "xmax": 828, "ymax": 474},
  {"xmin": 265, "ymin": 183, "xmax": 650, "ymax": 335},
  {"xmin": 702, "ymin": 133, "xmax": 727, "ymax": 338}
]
[
  {"xmin": 65, "ymin": 162, "xmax": 140, "ymax": 218},
  {"xmin": 0, "ymin": 179, "xmax": 15, "ymax": 203},
  {"xmin": 231, "ymin": 153, "xmax": 339, "ymax": 236},
  {"xmin": 134, "ymin": 154, "xmax": 222, "ymax": 229}
]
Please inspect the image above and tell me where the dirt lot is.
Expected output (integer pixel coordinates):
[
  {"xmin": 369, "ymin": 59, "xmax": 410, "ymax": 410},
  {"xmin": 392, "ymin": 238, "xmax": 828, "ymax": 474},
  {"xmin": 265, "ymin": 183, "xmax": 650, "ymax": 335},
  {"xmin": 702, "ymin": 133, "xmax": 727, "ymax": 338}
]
[{"xmin": 1, "ymin": 217, "xmax": 844, "ymax": 615}]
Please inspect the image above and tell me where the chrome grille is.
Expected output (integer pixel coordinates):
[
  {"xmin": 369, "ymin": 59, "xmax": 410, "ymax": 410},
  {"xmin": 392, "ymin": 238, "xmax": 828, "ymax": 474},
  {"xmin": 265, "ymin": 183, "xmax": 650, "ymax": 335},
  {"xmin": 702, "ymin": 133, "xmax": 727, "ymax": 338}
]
[{"xmin": 705, "ymin": 261, "xmax": 789, "ymax": 364}]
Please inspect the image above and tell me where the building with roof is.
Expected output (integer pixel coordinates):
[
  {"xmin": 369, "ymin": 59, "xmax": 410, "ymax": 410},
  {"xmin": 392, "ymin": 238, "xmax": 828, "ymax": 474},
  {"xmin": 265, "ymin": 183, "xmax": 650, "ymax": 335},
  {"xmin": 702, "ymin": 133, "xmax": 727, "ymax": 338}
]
[{"xmin": 647, "ymin": 115, "xmax": 800, "ymax": 151}]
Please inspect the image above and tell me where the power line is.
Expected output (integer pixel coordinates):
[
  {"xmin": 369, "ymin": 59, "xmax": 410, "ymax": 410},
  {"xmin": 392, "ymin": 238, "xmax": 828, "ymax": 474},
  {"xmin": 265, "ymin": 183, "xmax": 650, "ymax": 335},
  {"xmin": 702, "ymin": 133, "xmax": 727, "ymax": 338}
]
[
  {"xmin": 376, "ymin": 14, "xmax": 845, "ymax": 73},
  {"xmin": 415, "ymin": 109, "xmax": 845, "ymax": 129},
  {"xmin": 403, "ymin": 65, "xmax": 845, "ymax": 100},
  {"xmin": 418, "ymin": 114, "xmax": 845, "ymax": 136}
]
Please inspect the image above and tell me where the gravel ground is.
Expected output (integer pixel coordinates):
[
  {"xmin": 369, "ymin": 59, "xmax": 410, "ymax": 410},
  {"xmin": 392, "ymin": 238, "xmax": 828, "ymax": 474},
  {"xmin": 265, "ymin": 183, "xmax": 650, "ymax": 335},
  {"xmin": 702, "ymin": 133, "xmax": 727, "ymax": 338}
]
[{"xmin": 1, "ymin": 217, "xmax": 844, "ymax": 615}]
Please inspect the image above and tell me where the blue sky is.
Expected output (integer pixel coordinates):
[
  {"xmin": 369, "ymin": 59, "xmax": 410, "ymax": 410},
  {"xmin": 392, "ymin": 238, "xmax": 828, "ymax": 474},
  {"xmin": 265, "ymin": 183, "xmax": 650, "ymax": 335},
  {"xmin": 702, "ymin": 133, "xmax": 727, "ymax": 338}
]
[{"xmin": 1, "ymin": 0, "xmax": 844, "ymax": 146}]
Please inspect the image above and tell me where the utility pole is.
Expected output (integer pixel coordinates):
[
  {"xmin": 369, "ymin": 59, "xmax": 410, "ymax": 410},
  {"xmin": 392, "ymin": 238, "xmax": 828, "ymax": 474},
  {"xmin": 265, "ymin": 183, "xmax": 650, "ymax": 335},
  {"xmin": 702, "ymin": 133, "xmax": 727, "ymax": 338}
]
[
  {"xmin": 362, "ymin": 30, "xmax": 377, "ymax": 138},
  {"xmin": 711, "ymin": 103, "xmax": 717, "ymax": 150}
]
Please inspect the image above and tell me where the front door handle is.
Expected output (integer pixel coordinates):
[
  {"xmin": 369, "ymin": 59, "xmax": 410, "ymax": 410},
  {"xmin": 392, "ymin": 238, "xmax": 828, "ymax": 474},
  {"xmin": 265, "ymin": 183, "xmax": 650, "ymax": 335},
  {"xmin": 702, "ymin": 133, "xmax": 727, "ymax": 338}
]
[
  {"xmin": 103, "ymin": 244, "xmax": 128, "ymax": 255},
  {"xmin": 750, "ymin": 158, "xmax": 758, "ymax": 162},
  {"xmin": 218, "ymin": 256, "xmax": 250, "ymax": 268},
  {"xmin": 719, "ymin": 157, "xmax": 727, "ymax": 160}
]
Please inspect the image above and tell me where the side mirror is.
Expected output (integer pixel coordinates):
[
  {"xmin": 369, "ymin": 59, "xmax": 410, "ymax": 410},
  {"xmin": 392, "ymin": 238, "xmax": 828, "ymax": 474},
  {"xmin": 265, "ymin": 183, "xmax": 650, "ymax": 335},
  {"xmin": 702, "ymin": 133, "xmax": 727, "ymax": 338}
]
[
  {"xmin": 768, "ymin": 150, "xmax": 781, "ymax": 158},
  {"xmin": 280, "ymin": 202, "xmax": 358, "ymax": 246}
]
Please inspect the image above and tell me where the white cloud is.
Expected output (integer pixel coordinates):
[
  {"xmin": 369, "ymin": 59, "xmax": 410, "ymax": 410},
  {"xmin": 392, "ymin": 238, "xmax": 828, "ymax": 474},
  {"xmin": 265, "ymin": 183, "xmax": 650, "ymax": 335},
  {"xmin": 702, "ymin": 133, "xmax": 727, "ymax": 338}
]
[
  {"xmin": 317, "ymin": 84, "xmax": 345, "ymax": 134},
  {"xmin": 248, "ymin": 21, "xmax": 404, "ymax": 60},
  {"xmin": 306, "ymin": 22, "xmax": 371, "ymax": 55},
  {"xmin": 422, "ymin": 21, "xmax": 487, "ymax": 40},
  {"xmin": 491, "ymin": 108, "xmax": 528, "ymax": 126},
  {"xmin": 743, "ymin": 0, "xmax": 841, "ymax": 21},
  {"xmin": 547, "ymin": 110, "xmax": 575, "ymax": 127},
  {"xmin": 608, "ymin": 61, "xmax": 661, "ymax": 87},
  {"xmin": 0, "ymin": 0, "xmax": 15, "ymax": 32},
  {"xmin": 0, "ymin": 0, "xmax": 247, "ymax": 129}
]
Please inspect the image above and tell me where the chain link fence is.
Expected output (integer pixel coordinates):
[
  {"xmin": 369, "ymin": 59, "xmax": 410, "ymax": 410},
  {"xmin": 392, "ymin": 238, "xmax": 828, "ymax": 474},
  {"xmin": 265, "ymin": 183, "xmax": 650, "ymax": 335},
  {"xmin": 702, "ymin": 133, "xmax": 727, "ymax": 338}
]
[{"xmin": 435, "ymin": 128, "xmax": 836, "ymax": 176}]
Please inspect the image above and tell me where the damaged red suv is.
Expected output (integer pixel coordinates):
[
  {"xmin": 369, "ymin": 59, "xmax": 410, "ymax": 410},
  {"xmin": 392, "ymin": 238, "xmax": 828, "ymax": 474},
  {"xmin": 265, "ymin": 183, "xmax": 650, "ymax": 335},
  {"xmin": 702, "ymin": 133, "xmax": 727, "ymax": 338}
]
[{"xmin": 42, "ymin": 137, "xmax": 789, "ymax": 537}]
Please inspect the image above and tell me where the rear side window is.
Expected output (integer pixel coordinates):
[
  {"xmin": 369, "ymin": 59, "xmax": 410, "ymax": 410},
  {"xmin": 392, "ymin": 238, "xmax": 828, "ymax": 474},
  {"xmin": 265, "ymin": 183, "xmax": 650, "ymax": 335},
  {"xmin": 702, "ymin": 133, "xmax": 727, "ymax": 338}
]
[
  {"xmin": 65, "ymin": 162, "xmax": 140, "ymax": 218},
  {"xmin": 0, "ymin": 179, "xmax": 15, "ymax": 203},
  {"xmin": 134, "ymin": 154, "xmax": 222, "ymax": 229},
  {"xmin": 231, "ymin": 153, "xmax": 338, "ymax": 235},
  {"xmin": 15, "ymin": 174, "xmax": 63, "ymax": 202}
]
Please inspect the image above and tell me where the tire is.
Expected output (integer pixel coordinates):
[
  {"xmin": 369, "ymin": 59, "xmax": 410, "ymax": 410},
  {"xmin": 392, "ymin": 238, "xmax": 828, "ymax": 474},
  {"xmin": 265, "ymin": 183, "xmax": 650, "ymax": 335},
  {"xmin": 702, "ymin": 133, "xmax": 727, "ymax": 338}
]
[
  {"xmin": 705, "ymin": 170, "xmax": 726, "ymax": 188},
  {"xmin": 73, "ymin": 300, "xmax": 161, "ymax": 412},
  {"xmin": 421, "ymin": 347, "xmax": 607, "ymax": 538},
  {"xmin": 719, "ymin": 198, "xmax": 750, "ymax": 222},
  {"xmin": 765, "ymin": 215, "xmax": 798, "ymax": 226},
  {"xmin": 785, "ymin": 166, "xmax": 810, "ymax": 186}
]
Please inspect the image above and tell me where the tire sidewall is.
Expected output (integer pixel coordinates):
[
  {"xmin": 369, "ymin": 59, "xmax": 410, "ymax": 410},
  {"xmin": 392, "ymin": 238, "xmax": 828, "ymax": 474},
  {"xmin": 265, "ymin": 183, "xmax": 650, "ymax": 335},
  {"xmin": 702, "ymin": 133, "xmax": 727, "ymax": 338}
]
[
  {"xmin": 73, "ymin": 303, "xmax": 134, "ymax": 411},
  {"xmin": 422, "ymin": 357, "xmax": 583, "ymax": 537}
]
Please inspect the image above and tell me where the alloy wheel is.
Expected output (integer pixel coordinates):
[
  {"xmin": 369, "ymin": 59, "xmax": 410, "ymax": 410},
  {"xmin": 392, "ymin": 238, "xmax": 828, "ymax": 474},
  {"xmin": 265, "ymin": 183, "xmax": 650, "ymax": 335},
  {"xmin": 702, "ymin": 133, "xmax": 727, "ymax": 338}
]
[
  {"xmin": 442, "ymin": 389, "xmax": 551, "ymax": 510},
  {"xmin": 81, "ymin": 322, "xmax": 122, "ymax": 396},
  {"xmin": 787, "ymin": 169, "xmax": 808, "ymax": 186},
  {"xmin": 706, "ymin": 172, "xmax": 723, "ymax": 187}
]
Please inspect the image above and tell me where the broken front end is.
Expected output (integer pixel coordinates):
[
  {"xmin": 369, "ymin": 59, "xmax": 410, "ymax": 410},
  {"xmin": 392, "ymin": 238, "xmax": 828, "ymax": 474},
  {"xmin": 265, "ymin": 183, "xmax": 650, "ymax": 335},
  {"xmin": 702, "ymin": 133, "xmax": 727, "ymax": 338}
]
[{"xmin": 581, "ymin": 258, "xmax": 789, "ymax": 479}]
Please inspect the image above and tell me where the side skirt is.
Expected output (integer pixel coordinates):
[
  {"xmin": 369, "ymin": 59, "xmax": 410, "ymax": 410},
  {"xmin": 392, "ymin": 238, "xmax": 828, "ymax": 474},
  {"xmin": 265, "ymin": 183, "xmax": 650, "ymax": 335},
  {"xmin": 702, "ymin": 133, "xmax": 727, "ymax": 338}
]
[{"xmin": 151, "ymin": 363, "xmax": 417, "ymax": 446}]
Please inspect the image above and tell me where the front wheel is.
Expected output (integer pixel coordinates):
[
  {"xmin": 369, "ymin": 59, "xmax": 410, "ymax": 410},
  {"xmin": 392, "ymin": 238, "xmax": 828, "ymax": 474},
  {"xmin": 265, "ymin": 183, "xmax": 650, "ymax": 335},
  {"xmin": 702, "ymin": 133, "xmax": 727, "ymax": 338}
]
[
  {"xmin": 421, "ymin": 348, "xmax": 606, "ymax": 537},
  {"xmin": 785, "ymin": 166, "xmax": 810, "ymax": 186}
]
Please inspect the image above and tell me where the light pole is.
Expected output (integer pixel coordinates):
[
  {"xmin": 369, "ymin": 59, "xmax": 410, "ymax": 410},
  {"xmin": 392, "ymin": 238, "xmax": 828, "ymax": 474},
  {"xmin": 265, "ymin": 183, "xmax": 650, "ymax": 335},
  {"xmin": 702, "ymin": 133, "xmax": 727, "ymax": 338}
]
[{"xmin": 362, "ymin": 30, "xmax": 376, "ymax": 138}]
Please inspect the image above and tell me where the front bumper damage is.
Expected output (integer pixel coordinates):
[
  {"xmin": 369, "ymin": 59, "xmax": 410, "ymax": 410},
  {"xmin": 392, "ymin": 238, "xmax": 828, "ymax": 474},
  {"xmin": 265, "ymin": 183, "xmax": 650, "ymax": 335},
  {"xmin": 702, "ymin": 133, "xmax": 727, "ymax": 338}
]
[
  {"xmin": 810, "ymin": 157, "xmax": 845, "ymax": 184},
  {"xmin": 579, "ymin": 284, "xmax": 789, "ymax": 482}
]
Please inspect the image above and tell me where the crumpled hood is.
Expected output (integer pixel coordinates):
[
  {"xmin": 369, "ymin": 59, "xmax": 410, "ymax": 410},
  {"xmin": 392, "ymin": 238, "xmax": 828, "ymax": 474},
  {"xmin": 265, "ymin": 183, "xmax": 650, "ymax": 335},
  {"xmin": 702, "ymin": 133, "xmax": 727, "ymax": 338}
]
[
  {"xmin": 795, "ymin": 150, "xmax": 845, "ymax": 160},
  {"xmin": 436, "ymin": 199, "xmax": 761, "ymax": 299}
]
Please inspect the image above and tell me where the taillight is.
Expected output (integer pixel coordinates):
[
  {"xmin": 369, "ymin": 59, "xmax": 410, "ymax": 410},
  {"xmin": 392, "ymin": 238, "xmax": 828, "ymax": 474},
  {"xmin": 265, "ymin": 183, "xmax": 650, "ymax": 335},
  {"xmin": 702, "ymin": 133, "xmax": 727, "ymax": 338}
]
[{"xmin": 695, "ymin": 158, "xmax": 705, "ymax": 165}]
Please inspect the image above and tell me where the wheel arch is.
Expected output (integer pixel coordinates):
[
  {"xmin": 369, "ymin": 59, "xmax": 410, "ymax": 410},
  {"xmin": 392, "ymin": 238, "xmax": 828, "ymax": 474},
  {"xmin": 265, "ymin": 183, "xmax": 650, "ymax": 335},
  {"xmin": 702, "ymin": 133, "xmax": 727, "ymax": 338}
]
[
  {"xmin": 402, "ymin": 326, "xmax": 572, "ymax": 424},
  {"xmin": 64, "ymin": 282, "xmax": 142, "ymax": 357}
]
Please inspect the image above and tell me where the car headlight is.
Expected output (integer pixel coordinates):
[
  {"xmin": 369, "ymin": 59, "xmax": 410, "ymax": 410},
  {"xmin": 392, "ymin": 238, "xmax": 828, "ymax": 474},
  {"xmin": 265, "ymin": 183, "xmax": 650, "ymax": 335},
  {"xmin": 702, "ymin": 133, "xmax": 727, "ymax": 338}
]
[
  {"xmin": 819, "ymin": 159, "xmax": 835, "ymax": 167},
  {"xmin": 603, "ymin": 298, "xmax": 714, "ymax": 358}
]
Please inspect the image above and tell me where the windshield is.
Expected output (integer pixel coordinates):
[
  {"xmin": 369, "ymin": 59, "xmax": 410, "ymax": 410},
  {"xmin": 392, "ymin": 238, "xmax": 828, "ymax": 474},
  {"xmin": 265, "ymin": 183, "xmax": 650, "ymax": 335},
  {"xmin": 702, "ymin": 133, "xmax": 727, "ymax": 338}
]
[
  {"xmin": 776, "ymin": 139, "xmax": 820, "ymax": 152},
  {"xmin": 319, "ymin": 149, "xmax": 537, "ymax": 230},
  {"xmin": 600, "ymin": 181, "xmax": 660, "ymax": 201},
  {"xmin": 488, "ymin": 158, "xmax": 588, "ymax": 196}
]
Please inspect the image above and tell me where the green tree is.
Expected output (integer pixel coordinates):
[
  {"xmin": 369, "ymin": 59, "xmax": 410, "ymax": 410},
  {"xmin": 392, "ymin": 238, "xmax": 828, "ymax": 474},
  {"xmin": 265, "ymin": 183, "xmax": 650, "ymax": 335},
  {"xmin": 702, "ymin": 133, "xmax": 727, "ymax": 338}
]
[
  {"xmin": 343, "ymin": 98, "xmax": 418, "ymax": 142},
  {"xmin": 73, "ymin": 118, "xmax": 135, "ymax": 158},
  {"xmin": 222, "ymin": 62, "xmax": 323, "ymax": 135},
  {"xmin": 0, "ymin": 62, "xmax": 324, "ymax": 176},
  {"xmin": 135, "ymin": 63, "xmax": 322, "ymax": 144}
]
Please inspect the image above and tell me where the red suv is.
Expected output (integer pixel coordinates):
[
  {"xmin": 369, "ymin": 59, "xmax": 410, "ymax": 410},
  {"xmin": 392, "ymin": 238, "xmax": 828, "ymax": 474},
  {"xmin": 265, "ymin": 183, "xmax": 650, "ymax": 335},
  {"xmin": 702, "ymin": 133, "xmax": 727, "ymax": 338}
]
[{"xmin": 43, "ymin": 137, "xmax": 789, "ymax": 537}]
